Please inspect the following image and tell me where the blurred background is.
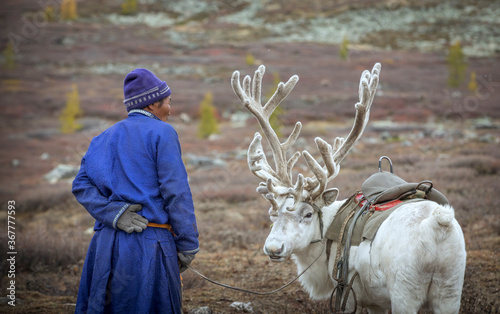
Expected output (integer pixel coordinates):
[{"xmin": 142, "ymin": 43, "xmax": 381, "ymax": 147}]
[{"xmin": 0, "ymin": 0, "xmax": 499, "ymax": 312}]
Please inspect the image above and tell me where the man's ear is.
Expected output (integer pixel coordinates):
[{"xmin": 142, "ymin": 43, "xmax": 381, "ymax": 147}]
[{"xmin": 321, "ymin": 188, "xmax": 339, "ymax": 207}]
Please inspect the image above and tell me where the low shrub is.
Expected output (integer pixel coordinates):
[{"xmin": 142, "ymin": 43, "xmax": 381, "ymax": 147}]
[
  {"xmin": 15, "ymin": 224, "xmax": 89, "ymax": 273},
  {"xmin": 448, "ymin": 155, "xmax": 500, "ymax": 176}
]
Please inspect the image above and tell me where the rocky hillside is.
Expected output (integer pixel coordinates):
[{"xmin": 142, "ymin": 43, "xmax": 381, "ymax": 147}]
[{"xmin": 98, "ymin": 0, "xmax": 500, "ymax": 56}]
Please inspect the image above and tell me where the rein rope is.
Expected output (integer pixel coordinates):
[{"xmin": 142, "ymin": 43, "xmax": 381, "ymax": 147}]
[
  {"xmin": 187, "ymin": 198, "xmax": 327, "ymax": 295},
  {"xmin": 187, "ymin": 243, "xmax": 324, "ymax": 296}
]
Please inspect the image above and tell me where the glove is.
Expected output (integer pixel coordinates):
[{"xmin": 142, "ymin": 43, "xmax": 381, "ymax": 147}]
[
  {"xmin": 116, "ymin": 204, "xmax": 149, "ymax": 233},
  {"xmin": 177, "ymin": 252, "xmax": 195, "ymax": 273}
]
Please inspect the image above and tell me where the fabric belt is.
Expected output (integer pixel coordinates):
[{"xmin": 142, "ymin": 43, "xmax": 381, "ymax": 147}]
[{"xmin": 147, "ymin": 223, "xmax": 175, "ymax": 235}]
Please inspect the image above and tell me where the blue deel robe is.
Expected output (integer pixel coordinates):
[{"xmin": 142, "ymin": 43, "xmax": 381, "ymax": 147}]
[{"xmin": 72, "ymin": 110, "xmax": 199, "ymax": 314}]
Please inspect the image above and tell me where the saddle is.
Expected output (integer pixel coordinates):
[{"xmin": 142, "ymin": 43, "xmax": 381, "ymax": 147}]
[
  {"xmin": 325, "ymin": 157, "xmax": 450, "ymax": 312},
  {"xmin": 325, "ymin": 157, "xmax": 449, "ymax": 246},
  {"xmin": 361, "ymin": 170, "xmax": 449, "ymax": 206}
]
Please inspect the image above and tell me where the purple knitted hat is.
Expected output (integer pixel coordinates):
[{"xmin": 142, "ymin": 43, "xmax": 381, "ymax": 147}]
[{"xmin": 123, "ymin": 68, "xmax": 171, "ymax": 112}]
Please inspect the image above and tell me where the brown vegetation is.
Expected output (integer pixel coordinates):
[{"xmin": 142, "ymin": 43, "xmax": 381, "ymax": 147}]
[
  {"xmin": 0, "ymin": 0, "xmax": 499, "ymax": 313},
  {"xmin": 1, "ymin": 122, "xmax": 499, "ymax": 313}
]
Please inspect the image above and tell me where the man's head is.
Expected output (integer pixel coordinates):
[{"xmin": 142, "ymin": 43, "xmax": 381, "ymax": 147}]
[
  {"xmin": 144, "ymin": 95, "xmax": 171, "ymax": 122},
  {"xmin": 123, "ymin": 68, "xmax": 171, "ymax": 112}
]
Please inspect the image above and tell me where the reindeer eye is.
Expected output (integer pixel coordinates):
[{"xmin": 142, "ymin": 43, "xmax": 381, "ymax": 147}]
[{"xmin": 305, "ymin": 212, "xmax": 313, "ymax": 219}]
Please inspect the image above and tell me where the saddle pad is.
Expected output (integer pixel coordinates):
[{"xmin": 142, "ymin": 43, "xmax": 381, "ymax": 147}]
[
  {"xmin": 325, "ymin": 194, "xmax": 367, "ymax": 247},
  {"xmin": 361, "ymin": 171, "xmax": 449, "ymax": 206},
  {"xmin": 325, "ymin": 194, "xmax": 425, "ymax": 246}
]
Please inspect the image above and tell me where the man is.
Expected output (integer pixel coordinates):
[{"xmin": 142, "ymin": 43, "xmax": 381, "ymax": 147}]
[{"xmin": 72, "ymin": 68, "xmax": 199, "ymax": 313}]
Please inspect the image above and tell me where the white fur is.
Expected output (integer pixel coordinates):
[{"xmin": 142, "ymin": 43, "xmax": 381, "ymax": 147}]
[{"xmin": 264, "ymin": 199, "xmax": 466, "ymax": 313}]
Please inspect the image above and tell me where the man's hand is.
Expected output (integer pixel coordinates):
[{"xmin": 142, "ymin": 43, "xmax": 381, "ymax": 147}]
[
  {"xmin": 178, "ymin": 252, "xmax": 195, "ymax": 273},
  {"xmin": 116, "ymin": 204, "xmax": 149, "ymax": 233}
]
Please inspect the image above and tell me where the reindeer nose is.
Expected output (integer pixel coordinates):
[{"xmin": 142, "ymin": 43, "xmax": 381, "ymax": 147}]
[{"xmin": 266, "ymin": 243, "xmax": 285, "ymax": 256}]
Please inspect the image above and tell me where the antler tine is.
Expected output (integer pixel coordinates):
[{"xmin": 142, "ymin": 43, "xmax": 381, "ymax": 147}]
[
  {"xmin": 287, "ymin": 173, "xmax": 304, "ymax": 210},
  {"xmin": 254, "ymin": 180, "xmax": 282, "ymax": 215},
  {"xmin": 314, "ymin": 138, "xmax": 337, "ymax": 179},
  {"xmin": 265, "ymin": 195, "xmax": 279, "ymax": 215},
  {"xmin": 263, "ymin": 75, "xmax": 299, "ymax": 118},
  {"xmin": 252, "ymin": 65, "xmax": 265, "ymax": 105},
  {"xmin": 247, "ymin": 133, "xmax": 279, "ymax": 182},
  {"xmin": 266, "ymin": 178, "xmax": 288, "ymax": 214},
  {"xmin": 286, "ymin": 151, "xmax": 301, "ymax": 183},
  {"xmin": 332, "ymin": 137, "xmax": 345, "ymax": 153},
  {"xmin": 300, "ymin": 63, "xmax": 380, "ymax": 201},
  {"xmin": 301, "ymin": 137, "xmax": 341, "ymax": 199},
  {"xmin": 231, "ymin": 71, "xmax": 245, "ymax": 103},
  {"xmin": 302, "ymin": 150, "xmax": 328, "ymax": 200},
  {"xmin": 243, "ymin": 75, "xmax": 252, "ymax": 102},
  {"xmin": 282, "ymin": 122, "xmax": 302, "ymax": 152},
  {"xmin": 332, "ymin": 63, "xmax": 381, "ymax": 165},
  {"xmin": 232, "ymin": 66, "xmax": 301, "ymax": 192}
]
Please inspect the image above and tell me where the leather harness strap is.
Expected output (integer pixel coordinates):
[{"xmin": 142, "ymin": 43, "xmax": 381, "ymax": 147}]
[{"xmin": 307, "ymin": 202, "xmax": 325, "ymax": 244}]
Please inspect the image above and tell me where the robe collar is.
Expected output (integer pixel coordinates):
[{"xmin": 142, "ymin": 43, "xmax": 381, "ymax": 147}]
[{"xmin": 128, "ymin": 109, "xmax": 162, "ymax": 121}]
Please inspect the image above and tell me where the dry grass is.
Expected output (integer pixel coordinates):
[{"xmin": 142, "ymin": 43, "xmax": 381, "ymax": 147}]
[
  {"xmin": 0, "ymin": 0, "xmax": 498, "ymax": 311},
  {"xmin": 2, "ymin": 124, "xmax": 499, "ymax": 313}
]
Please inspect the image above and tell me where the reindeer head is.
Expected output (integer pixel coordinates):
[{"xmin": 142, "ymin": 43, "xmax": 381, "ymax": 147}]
[{"xmin": 231, "ymin": 64, "xmax": 381, "ymax": 261}]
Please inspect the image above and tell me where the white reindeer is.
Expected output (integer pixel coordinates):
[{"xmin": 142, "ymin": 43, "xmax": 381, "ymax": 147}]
[{"xmin": 231, "ymin": 63, "xmax": 466, "ymax": 313}]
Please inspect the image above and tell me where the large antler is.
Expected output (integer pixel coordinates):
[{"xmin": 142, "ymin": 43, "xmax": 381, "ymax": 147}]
[
  {"xmin": 231, "ymin": 63, "xmax": 381, "ymax": 211},
  {"xmin": 231, "ymin": 66, "xmax": 302, "ymax": 189},
  {"xmin": 302, "ymin": 63, "xmax": 381, "ymax": 200}
]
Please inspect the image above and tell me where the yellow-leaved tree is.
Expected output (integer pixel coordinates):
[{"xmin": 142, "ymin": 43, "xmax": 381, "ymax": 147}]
[
  {"xmin": 44, "ymin": 5, "xmax": 56, "ymax": 22},
  {"xmin": 446, "ymin": 41, "xmax": 467, "ymax": 88},
  {"xmin": 468, "ymin": 71, "xmax": 477, "ymax": 92},
  {"xmin": 2, "ymin": 42, "xmax": 15, "ymax": 69},
  {"xmin": 246, "ymin": 53, "xmax": 255, "ymax": 66},
  {"xmin": 197, "ymin": 92, "xmax": 219, "ymax": 139},
  {"xmin": 339, "ymin": 35, "xmax": 349, "ymax": 61},
  {"xmin": 121, "ymin": 0, "xmax": 138, "ymax": 15},
  {"xmin": 60, "ymin": 83, "xmax": 82, "ymax": 134},
  {"xmin": 60, "ymin": 0, "xmax": 78, "ymax": 21}
]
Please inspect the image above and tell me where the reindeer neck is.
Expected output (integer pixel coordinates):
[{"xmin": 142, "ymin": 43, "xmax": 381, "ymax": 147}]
[
  {"xmin": 291, "ymin": 238, "xmax": 333, "ymax": 299},
  {"xmin": 291, "ymin": 199, "xmax": 345, "ymax": 264},
  {"xmin": 321, "ymin": 199, "xmax": 347, "ymax": 235},
  {"xmin": 289, "ymin": 199, "xmax": 346, "ymax": 299}
]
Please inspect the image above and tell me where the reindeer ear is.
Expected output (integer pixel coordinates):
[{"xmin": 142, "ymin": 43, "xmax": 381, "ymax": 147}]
[{"xmin": 322, "ymin": 188, "xmax": 339, "ymax": 207}]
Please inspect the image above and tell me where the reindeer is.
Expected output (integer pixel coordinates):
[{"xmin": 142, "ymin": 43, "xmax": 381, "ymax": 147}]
[{"xmin": 231, "ymin": 63, "xmax": 466, "ymax": 313}]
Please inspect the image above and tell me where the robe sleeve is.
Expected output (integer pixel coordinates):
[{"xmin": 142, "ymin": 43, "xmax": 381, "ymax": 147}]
[
  {"xmin": 72, "ymin": 157, "xmax": 131, "ymax": 229},
  {"xmin": 157, "ymin": 126, "xmax": 200, "ymax": 255}
]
